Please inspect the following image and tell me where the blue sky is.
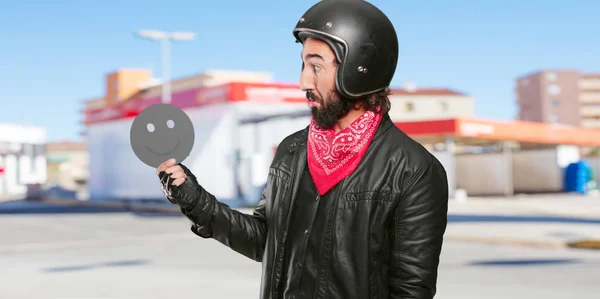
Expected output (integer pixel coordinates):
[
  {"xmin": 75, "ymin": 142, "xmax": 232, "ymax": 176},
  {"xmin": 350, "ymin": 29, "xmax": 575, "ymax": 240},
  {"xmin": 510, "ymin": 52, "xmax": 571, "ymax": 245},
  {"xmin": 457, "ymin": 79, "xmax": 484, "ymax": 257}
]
[{"xmin": 1, "ymin": 0, "xmax": 598, "ymax": 142}]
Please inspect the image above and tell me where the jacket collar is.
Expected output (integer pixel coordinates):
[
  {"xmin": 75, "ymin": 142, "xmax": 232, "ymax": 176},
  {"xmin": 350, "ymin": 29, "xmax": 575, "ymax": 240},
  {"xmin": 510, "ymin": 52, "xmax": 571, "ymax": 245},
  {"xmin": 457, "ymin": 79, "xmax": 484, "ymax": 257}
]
[
  {"xmin": 287, "ymin": 126, "xmax": 309, "ymax": 154},
  {"xmin": 374, "ymin": 112, "xmax": 394, "ymax": 140}
]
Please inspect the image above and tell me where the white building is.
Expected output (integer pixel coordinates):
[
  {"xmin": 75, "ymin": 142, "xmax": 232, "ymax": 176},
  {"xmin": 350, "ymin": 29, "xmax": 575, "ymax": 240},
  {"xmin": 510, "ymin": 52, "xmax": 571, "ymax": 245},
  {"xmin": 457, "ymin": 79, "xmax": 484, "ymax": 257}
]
[
  {"xmin": 388, "ymin": 83, "xmax": 475, "ymax": 121},
  {"xmin": 0, "ymin": 124, "xmax": 47, "ymax": 199}
]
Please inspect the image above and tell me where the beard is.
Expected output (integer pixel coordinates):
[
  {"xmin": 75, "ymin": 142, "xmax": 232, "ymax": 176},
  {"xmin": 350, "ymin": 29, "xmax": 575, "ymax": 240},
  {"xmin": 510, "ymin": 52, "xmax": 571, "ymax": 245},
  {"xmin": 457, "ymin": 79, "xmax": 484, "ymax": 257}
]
[{"xmin": 307, "ymin": 90, "xmax": 355, "ymax": 130}]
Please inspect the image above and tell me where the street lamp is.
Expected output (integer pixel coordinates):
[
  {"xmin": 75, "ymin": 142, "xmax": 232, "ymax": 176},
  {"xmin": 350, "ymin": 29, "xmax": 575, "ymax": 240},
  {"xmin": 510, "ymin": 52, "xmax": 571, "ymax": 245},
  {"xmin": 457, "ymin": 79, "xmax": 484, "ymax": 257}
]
[{"xmin": 136, "ymin": 29, "xmax": 197, "ymax": 104}]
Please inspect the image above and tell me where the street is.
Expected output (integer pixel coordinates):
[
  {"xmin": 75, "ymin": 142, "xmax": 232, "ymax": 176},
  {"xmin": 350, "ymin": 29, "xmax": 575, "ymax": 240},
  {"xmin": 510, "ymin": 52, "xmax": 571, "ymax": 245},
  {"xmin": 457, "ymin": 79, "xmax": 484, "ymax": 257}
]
[{"xmin": 1, "ymin": 201, "xmax": 599, "ymax": 299}]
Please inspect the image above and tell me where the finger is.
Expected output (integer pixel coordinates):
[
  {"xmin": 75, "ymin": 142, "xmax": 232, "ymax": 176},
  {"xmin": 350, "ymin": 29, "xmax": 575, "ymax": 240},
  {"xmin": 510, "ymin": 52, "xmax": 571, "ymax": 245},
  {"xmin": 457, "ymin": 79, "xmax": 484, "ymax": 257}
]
[
  {"xmin": 172, "ymin": 177, "xmax": 185, "ymax": 186},
  {"xmin": 157, "ymin": 158, "xmax": 177, "ymax": 174},
  {"xmin": 170, "ymin": 171, "xmax": 187, "ymax": 179},
  {"xmin": 165, "ymin": 165, "xmax": 182, "ymax": 174},
  {"xmin": 159, "ymin": 171, "xmax": 171, "ymax": 186},
  {"xmin": 157, "ymin": 162, "xmax": 168, "ymax": 174}
]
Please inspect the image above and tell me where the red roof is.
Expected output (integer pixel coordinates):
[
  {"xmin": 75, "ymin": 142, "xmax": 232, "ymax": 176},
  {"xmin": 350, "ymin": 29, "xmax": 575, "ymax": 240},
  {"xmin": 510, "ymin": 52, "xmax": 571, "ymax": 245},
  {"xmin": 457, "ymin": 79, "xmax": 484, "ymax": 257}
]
[{"xmin": 390, "ymin": 88, "xmax": 466, "ymax": 96}]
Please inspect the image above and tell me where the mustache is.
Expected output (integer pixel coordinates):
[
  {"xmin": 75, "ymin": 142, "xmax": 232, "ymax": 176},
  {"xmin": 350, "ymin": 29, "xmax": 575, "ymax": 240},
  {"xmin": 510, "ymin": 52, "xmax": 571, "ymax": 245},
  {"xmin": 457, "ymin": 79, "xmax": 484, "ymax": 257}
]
[{"xmin": 306, "ymin": 91, "xmax": 319, "ymax": 102}]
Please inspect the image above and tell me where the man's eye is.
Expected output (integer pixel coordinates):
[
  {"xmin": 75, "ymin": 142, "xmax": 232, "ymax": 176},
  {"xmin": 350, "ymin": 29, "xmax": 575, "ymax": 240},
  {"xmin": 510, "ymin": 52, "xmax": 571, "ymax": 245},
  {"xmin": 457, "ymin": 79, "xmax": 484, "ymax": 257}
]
[{"xmin": 314, "ymin": 65, "xmax": 321, "ymax": 72}]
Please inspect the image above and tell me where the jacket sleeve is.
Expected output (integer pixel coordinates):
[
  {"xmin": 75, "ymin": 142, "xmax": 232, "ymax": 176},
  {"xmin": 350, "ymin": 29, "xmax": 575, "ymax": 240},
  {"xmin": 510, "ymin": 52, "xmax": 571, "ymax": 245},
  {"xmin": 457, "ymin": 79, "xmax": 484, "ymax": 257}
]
[
  {"xmin": 389, "ymin": 160, "xmax": 449, "ymax": 298},
  {"xmin": 181, "ymin": 181, "xmax": 269, "ymax": 263}
]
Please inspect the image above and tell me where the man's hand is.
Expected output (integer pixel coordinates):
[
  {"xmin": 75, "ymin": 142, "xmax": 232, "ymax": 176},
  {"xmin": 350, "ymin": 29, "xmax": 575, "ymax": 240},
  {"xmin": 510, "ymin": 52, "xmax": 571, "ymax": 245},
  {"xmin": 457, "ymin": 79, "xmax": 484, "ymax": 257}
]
[
  {"xmin": 157, "ymin": 158, "xmax": 187, "ymax": 187},
  {"xmin": 156, "ymin": 158, "xmax": 200, "ymax": 210}
]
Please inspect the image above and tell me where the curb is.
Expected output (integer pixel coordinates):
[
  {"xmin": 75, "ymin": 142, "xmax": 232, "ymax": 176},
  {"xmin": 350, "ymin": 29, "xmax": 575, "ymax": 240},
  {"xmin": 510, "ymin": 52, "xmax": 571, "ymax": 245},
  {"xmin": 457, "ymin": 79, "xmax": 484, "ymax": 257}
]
[
  {"xmin": 38, "ymin": 197, "xmax": 256, "ymax": 215},
  {"xmin": 39, "ymin": 197, "xmax": 182, "ymax": 214},
  {"xmin": 566, "ymin": 239, "xmax": 600, "ymax": 250},
  {"xmin": 445, "ymin": 235, "xmax": 567, "ymax": 249}
]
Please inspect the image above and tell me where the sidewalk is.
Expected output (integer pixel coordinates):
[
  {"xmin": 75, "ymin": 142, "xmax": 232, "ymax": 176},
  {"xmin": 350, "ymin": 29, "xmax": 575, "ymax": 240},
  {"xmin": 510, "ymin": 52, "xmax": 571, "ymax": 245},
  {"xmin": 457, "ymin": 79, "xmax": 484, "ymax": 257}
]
[
  {"xmin": 451, "ymin": 192, "xmax": 600, "ymax": 220},
  {"xmin": 32, "ymin": 194, "xmax": 600, "ymax": 250},
  {"xmin": 445, "ymin": 193, "xmax": 600, "ymax": 249}
]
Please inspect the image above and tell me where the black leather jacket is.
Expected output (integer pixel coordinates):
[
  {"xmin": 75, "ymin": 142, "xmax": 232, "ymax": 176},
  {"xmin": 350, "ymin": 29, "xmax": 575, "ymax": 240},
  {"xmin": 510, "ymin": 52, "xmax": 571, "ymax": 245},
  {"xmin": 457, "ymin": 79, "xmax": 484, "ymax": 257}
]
[{"xmin": 179, "ymin": 113, "xmax": 449, "ymax": 298}]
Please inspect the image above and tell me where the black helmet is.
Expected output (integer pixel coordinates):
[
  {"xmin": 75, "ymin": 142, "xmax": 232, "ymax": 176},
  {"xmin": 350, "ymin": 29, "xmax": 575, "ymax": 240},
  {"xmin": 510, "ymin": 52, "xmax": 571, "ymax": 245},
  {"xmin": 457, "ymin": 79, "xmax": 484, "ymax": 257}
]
[{"xmin": 293, "ymin": 0, "xmax": 399, "ymax": 98}]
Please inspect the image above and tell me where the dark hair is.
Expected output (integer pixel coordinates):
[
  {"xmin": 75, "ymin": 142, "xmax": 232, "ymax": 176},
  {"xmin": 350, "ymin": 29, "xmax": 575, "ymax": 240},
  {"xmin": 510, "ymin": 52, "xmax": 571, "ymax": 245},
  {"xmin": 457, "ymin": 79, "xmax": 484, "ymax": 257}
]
[
  {"xmin": 331, "ymin": 60, "xmax": 392, "ymax": 115},
  {"xmin": 345, "ymin": 88, "xmax": 392, "ymax": 115}
]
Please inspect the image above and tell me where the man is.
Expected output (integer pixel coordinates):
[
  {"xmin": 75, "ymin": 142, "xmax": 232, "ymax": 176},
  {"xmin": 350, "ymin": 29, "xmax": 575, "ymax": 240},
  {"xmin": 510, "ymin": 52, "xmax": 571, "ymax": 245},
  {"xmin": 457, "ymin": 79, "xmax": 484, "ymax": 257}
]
[{"xmin": 157, "ymin": 0, "xmax": 449, "ymax": 298}]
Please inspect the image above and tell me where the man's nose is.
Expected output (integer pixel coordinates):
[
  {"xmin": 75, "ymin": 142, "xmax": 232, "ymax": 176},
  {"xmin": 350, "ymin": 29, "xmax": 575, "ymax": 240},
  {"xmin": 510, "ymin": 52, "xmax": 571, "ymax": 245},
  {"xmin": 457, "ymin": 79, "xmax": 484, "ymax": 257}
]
[{"xmin": 299, "ymin": 70, "xmax": 314, "ymax": 91}]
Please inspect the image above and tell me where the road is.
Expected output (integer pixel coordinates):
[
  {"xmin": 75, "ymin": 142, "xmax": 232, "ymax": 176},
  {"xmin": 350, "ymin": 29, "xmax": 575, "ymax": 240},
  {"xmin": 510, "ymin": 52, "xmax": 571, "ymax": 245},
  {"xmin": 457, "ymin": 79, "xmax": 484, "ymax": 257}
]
[{"xmin": 1, "ymin": 201, "xmax": 599, "ymax": 299}]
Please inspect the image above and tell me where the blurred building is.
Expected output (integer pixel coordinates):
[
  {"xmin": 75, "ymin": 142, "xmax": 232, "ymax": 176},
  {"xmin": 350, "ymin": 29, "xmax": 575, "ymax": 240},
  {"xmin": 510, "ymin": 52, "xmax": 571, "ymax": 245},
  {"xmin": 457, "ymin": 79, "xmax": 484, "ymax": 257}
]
[
  {"xmin": 389, "ymin": 82, "xmax": 474, "ymax": 121},
  {"xmin": 0, "ymin": 124, "xmax": 47, "ymax": 199},
  {"xmin": 515, "ymin": 70, "xmax": 600, "ymax": 128},
  {"xmin": 46, "ymin": 141, "xmax": 88, "ymax": 191}
]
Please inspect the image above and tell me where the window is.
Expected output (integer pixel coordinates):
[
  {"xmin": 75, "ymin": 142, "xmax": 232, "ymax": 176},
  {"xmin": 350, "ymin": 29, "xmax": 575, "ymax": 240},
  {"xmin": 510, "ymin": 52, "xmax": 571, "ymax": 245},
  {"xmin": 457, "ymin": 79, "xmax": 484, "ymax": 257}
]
[
  {"xmin": 440, "ymin": 101, "xmax": 448, "ymax": 112},
  {"xmin": 0, "ymin": 142, "xmax": 8, "ymax": 154},
  {"xmin": 551, "ymin": 99, "xmax": 559, "ymax": 107},
  {"xmin": 35, "ymin": 144, "xmax": 46, "ymax": 156},
  {"xmin": 23, "ymin": 144, "xmax": 36, "ymax": 172},
  {"xmin": 548, "ymin": 85, "xmax": 561, "ymax": 95},
  {"xmin": 548, "ymin": 114, "xmax": 559, "ymax": 123}
]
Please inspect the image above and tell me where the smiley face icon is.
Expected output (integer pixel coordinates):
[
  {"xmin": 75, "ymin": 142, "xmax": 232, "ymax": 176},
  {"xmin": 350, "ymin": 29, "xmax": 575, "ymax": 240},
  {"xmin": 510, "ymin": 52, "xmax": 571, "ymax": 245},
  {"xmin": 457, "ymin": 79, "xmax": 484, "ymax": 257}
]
[{"xmin": 130, "ymin": 104, "xmax": 195, "ymax": 168}]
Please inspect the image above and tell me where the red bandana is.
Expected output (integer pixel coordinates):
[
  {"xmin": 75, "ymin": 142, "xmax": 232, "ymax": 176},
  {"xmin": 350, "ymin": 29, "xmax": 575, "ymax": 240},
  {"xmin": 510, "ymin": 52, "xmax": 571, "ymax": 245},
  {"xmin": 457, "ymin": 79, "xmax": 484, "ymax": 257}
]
[{"xmin": 307, "ymin": 111, "xmax": 383, "ymax": 195}]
